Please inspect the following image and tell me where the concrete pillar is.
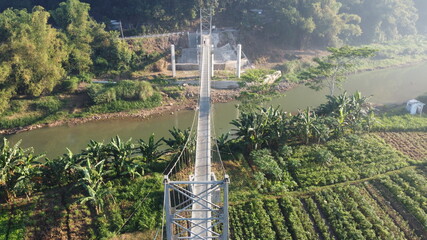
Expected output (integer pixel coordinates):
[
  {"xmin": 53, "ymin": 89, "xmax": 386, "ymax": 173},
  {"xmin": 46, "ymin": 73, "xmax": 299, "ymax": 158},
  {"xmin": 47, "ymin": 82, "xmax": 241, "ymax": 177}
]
[
  {"xmin": 171, "ymin": 44, "xmax": 176, "ymax": 78},
  {"xmin": 211, "ymin": 49, "xmax": 215, "ymax": 78},
  {"xmin": 236, "ymin": 44, "xmax": 242, "ymax": 78}
]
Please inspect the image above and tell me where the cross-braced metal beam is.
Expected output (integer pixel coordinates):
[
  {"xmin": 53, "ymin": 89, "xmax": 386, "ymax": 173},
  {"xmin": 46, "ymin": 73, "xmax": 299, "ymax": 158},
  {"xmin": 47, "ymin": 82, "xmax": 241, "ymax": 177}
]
[
  {"xmin": 199, "ymin": 8, "xmax": 212, "ymax": 44},
  {"xmin": 164, "ymin": 177, "xmax": 229, "ymax": 240}
]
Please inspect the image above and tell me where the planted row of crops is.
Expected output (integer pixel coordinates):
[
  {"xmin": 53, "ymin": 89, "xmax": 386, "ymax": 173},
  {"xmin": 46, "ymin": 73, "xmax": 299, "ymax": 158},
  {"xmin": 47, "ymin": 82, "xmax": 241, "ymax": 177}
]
[
  {"xmin": 287, "ymin": 134, "xmax": 410, "ymax": 189},
  {"xmin": 375, "ymin": 173, "xmax": 427, "ymax": 228},
  {"xmin": 0, "ymin": 200, "xmax": 29, "ymax": 240},
  {"xmin": 230, "ymin": 168, "xmax": 427, "ymax": 240}
]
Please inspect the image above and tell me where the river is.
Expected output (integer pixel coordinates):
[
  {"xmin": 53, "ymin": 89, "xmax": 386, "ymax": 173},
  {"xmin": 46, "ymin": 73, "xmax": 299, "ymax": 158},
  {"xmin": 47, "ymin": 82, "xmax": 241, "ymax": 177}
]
[{"xmin": 3, "ymin": 62, "xmax": 427, "ymax": 158}]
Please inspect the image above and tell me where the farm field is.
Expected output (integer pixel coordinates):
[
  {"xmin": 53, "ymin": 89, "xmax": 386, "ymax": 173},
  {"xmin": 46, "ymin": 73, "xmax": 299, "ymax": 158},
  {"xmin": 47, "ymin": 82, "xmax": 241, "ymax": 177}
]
[
  {"xmin": 230, "ymin": 167, "xmax": 427, "ymax": 240},
  {"xmin": 376, "ymin": 132, "xmax": 427, "ymax": 160},
  {"xmin": 1, "ymin": 129, "xmax": 426, "ymax": 239},
  {"xmin": 229, "ymin": 130, "xmax": 427, "ymax": 240}
]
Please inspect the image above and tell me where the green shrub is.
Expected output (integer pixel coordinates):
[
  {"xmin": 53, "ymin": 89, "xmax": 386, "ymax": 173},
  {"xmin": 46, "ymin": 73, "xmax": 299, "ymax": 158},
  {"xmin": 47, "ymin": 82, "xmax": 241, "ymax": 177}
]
[
  {"xmin": 281, "ymin": 60, "xmax": 312, "ymax": 82},
  {"xmin": 375, "ymin": 114, "xmax": 427, "ymax": 131},
  {"xmin": 241, "ymin": 69, "xmax": 274, "ymax": 83},
  {"xmin": 9, "ymin": 100, "xmax": 25, "ymax": 113},
  {"xmin": 87, "ymin": 93, "xmax": 161, "ymax": 114},
  {"xmin": 0, "ymin": 89, "xmax": 13, "ymax": 115},
  {"xmin": 115, "ymin": 80, "xmax": 154, "ymax": 101},
  {"xmin": 0, "ymin": 115, "xmax": 42, "ymax": 129},
  {"xmin": 62, "ymin": 77, "xmax": 79, "ymax": 93},
  {"xmin": 33, "ymin": 96, "xmax": 63, "ymax": 114},
  {"xmin": 88, "ymin": 80, "xmax": 154, "ymax": 104},
  {"xmin": 78, "ymin": 73, "xmax": 93, "ymax": 83},
  {"xmin": 87, "ymin": 84, "xmax": 117, "ymax": 104},
  {"xmin": 162, "ymin": 86, "xmax": 183, "ymax": 99},
  {"xmin": 251, "ymin": 149, "xmax": 283, "ymax": 181}
]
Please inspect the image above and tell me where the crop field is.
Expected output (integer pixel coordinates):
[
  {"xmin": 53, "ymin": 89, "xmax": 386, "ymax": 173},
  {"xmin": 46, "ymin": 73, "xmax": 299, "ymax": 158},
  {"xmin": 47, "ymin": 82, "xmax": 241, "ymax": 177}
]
[
  {"xmin": 1, "ymin": 128, "xmax": 425, "ymax": 239},
  {"xmin": 230, "ymin": 130, "xmax": 427, "ymax": 240},
  {"xmin": 376, "ymin": 132, "xmax": 427, "ymax": 160},
  {"xmin": 230, "ymin": 167, "xmax": 427, "ymax": 240}
]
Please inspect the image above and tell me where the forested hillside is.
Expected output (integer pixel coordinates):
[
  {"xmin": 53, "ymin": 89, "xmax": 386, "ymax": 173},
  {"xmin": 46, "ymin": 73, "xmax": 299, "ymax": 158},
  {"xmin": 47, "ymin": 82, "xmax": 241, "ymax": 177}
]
[{"xmin": 1, "ymin": 0, "xmax": 426, "ymax": 43}]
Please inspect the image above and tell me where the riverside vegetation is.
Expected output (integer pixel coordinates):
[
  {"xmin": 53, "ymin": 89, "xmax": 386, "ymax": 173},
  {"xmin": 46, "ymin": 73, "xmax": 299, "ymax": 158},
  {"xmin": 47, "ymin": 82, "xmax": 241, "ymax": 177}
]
[
  {"xmin": 2, "ymin": 0, "xmax": 427, "ymax": 131},
  {"xmin": 1, "ymin": 91, "xmax": 426, "ymax": 239}
]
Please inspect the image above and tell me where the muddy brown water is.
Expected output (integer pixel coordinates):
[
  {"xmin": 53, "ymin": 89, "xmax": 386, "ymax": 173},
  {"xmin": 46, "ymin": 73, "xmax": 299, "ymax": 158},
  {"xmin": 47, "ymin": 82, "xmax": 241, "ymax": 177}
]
[{"xmin": 3, "ymin": 62, "xmax": 427, "ymax": 158}]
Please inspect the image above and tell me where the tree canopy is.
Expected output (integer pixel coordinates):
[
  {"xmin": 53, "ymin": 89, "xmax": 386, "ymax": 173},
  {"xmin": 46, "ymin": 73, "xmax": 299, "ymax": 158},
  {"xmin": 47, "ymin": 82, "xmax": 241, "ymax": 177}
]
[
  {"xmin": 0, "ymin": 0, "xmax": 425, "ymax": 46},
  {"xmin": 0, "ymin": 0, "xmax": 135, "ymax": 114},
  {"xmin": 299, "ymin": 46, "xmax": 377, "ymax": 96},
  {"xmin": 0, "ymin": 7, "xmax": 67, "ymax": 111}
]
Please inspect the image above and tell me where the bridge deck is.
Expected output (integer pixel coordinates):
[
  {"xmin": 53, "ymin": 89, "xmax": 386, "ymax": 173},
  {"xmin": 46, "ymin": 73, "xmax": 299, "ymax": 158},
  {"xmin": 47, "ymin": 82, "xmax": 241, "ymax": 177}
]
[{"xmin": 192, "ymin": 36, "xmax": 212, "ymax": 238}]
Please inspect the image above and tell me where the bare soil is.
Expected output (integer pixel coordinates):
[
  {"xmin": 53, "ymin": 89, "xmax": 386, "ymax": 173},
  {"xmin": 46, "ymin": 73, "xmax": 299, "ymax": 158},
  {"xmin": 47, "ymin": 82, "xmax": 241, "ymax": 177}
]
[{"xmin": 376, "ymin": 132, "xmax": 427, "ymax": 160}]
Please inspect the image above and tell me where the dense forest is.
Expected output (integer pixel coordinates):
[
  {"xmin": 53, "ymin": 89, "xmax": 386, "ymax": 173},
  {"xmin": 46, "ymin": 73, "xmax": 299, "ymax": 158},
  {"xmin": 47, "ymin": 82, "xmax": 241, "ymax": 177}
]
[{"xmin": 1, "ymin": 0, "xmax": 427, "ymax": 40}]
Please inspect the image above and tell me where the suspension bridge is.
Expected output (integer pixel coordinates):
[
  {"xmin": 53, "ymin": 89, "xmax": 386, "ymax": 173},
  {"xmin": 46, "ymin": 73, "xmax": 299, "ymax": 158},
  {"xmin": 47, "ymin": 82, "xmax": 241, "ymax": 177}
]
[{"xmin": 162, "ymin": 8, "xmax": 230, "ymax": 240}]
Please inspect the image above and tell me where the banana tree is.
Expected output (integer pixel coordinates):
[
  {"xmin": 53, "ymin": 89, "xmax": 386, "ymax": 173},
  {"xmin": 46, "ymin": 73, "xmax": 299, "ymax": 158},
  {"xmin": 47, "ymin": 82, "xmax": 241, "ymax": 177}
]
[
  {"xmin": 77, "ymin": 159, "xmax": 113, "ymax": 214},
  {"xmin": 43, "ymin": 148, "xmax": 79, "ymax": 188},
  {"xmin": 0, "ymin": 138, "xmax": 41, "ymax": 201},
  {"xmin": 138, "ymin": 134, "xmax": 165, "ymax": 163},
  {"xmin": 294, "ymin": 108, "xmax": 320, "ymax": 144},
  {"xmin": 163, "ymin": 127, "xmax": 195, "ymax": 171},
  {"xmin": 81, "ymin": 140, "xmax": 108, "ymax": 164},
  {"xmin": 106, "ymin": 136, "xmax": 135, "ymax": 177}
]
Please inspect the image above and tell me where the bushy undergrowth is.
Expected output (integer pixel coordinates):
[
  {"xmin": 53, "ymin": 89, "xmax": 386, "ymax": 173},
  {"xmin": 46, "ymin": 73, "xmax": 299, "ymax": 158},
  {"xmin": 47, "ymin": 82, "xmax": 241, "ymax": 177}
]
[
  {"xmin": 33, "ymin": 96, "xmax": 64, "ymax": 114},
  {"xmin": 87, "ymin": 93, "xmax": 162, "ymax": 114},
  {"xmin": 88, "ymin": 80, "xmax": 155, "ymax": 104},
  {"xmin": 241, "ymin": 69, "xmax": 275, "ymax": 84},
  {"xmin": 375, "ymin": 113, "xmax": 427, "ymax": 132}
]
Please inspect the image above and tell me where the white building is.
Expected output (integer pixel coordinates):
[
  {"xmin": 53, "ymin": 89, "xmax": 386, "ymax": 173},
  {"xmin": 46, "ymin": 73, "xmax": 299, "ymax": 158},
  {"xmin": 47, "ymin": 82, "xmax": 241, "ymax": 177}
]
[{"xmin": 406, "ymin": 99, "xmax": 425, "ymax": 115}]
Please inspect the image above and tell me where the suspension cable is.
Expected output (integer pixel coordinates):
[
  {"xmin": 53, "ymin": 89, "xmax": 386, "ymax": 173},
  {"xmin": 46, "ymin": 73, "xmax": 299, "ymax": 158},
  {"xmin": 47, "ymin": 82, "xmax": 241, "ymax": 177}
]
[
  {"xmin": 210, "ymin": 104, "xmax": 227, "ymax": 177},
  {"xmin": 165, "ymin": 97, "xmax": 199, "ymax": 177}
]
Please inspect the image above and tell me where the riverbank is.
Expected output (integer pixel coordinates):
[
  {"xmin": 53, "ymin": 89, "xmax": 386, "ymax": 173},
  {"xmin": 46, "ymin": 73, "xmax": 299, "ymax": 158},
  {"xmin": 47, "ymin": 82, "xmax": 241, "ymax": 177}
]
[
  {"xmin": 0, "ymin": 86, "xmax": 244, "ymax": 135},
  {"xmin": 0, "ymin": 58, "xmax": 425, "ymax": 136}
]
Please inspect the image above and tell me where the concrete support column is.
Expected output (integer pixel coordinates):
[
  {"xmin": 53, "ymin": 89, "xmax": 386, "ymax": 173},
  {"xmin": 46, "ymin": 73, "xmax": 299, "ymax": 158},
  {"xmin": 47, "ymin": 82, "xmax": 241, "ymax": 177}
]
[
  {"xmin": 236, "ymin": 44, "xmax": 242, "ymax": 78},
  {"xmin": 171, "ymin": 44, "xmax": 176, "ymax": 78},
  {"xmin": 211, "ymin": 49, "xmax": 215, "ymax": 78}
]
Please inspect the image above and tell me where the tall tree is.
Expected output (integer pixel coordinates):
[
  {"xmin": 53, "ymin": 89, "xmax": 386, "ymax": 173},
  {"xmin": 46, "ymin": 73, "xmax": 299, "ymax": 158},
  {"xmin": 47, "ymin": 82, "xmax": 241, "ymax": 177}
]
[
  {"xmin": 52, "ymin": 0, "xmax": 93, "ymax": 75},
  {"xmin": 340, "ymin": 0, "xmax": 418, "ymax": 43},
  {"xmin": 414, "ymin": 0, "xmax": 427, "ymax": 34},
  {"xmin": 0, "ymin": 7, "xmax": 66, "ymax": 112},
  {"xmin": 299, "ymin": 46, "xmax": 376, "ymax": 95}
]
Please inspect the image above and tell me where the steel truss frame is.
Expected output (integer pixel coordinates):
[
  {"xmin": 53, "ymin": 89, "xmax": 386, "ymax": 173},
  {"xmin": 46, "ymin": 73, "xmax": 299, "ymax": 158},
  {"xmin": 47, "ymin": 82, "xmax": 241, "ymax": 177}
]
[
  {"xmin": 199, "ymin": 8, "xmax": 212, "ymax": 41},
  {"xmin": 164, "ymin": 176, "xmax": 229, "ymax": 240}
]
